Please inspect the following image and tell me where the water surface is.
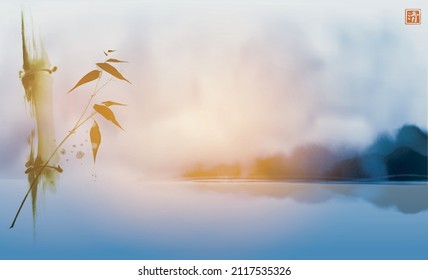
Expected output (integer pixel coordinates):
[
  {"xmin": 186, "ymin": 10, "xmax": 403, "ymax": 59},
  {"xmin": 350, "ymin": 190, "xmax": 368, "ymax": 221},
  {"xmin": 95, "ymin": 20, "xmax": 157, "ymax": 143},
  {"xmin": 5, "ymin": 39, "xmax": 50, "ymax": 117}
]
[{"xmin": 0, "ymin": 179, "xmax": 427, "ymax": 259}]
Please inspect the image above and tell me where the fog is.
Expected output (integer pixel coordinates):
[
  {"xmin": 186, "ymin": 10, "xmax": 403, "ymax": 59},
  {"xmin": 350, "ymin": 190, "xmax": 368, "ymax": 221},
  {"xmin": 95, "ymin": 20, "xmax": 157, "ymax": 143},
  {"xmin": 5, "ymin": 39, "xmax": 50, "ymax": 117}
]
[{"xmin": 0, "ymin": 1, "xmax": 427, "ymax": 179}]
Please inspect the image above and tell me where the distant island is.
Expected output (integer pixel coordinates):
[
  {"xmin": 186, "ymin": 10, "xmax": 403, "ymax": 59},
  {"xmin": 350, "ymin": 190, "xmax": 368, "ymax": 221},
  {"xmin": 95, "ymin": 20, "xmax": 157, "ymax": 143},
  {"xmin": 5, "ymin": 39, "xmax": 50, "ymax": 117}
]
[{"xmin": 183, "ymin": 124, "xmax": 428, "ymax": 182}]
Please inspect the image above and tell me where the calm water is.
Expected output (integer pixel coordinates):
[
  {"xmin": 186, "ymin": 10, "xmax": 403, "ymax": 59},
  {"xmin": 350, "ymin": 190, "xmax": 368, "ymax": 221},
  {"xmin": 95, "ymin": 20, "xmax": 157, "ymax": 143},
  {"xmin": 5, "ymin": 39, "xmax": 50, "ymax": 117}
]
[{"xmin": 0, "ymin": 178, "xmax": 427, "ymax": 259}]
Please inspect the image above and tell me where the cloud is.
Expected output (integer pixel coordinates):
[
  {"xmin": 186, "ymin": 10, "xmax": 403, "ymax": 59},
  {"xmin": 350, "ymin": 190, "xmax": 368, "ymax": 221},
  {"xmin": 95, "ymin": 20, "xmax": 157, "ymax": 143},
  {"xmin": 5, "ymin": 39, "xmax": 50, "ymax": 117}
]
[{"xmin": 0, "ymin": 1, "xmax": 426, "ymax": 179}]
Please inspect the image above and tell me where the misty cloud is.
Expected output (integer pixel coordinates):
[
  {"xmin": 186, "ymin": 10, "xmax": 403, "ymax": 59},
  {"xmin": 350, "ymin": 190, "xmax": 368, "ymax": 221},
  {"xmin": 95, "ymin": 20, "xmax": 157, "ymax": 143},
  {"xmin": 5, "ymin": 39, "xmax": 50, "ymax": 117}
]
[{"xmin": 0, "ymin": 2, "xmax": 426, "ymax": 179}]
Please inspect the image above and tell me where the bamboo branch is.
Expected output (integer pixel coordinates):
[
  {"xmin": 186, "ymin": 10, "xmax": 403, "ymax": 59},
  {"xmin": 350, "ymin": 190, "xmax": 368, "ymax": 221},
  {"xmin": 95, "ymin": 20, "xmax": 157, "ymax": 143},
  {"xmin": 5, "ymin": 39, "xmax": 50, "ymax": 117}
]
[{"xmin": 10, "ymin": 76, "xmax": 112, "ymax": 229}]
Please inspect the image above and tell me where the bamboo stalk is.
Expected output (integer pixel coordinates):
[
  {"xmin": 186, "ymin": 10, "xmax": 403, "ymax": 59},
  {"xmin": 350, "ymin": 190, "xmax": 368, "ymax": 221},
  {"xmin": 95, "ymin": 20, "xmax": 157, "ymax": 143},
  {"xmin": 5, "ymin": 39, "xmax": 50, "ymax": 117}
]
[
  {"xmin": 11, "ymin": 72, "xmax": 113, "ymax": 228},
  {"xmin": 13, "ymin": 10, "xmax": 126, "ymax": 229},
  {"xmin": 20, "ymin": 10, "xmax": 59, "ymax": 220}
]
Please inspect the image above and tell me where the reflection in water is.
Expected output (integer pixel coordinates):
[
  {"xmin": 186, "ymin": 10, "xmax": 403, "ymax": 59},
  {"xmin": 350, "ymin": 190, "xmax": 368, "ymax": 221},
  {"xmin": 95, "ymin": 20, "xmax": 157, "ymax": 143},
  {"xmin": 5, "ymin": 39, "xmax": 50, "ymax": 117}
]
[
  {"xmin": 1, "ymin": 179, "xmax": 428, "ymax": 259},
  {"xmin": 190, "ymin": 181, "xmax": 428, "ymax": 214}
]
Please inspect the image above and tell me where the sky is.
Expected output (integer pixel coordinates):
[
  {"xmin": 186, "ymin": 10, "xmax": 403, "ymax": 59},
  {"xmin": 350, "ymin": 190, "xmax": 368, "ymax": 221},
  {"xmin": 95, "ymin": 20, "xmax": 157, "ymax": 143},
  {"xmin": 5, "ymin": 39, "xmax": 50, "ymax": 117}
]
[{"xmin": 0, "ymin": 0, "xmax": 427, "ymax": 180}]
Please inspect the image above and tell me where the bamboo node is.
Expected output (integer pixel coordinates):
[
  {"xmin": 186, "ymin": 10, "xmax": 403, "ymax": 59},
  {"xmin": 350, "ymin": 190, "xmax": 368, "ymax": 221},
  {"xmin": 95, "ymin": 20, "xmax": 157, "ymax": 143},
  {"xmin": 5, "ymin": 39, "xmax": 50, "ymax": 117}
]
[{"xmin": 20, "ymin": 67, "xmax": 57, "ymax": 80}]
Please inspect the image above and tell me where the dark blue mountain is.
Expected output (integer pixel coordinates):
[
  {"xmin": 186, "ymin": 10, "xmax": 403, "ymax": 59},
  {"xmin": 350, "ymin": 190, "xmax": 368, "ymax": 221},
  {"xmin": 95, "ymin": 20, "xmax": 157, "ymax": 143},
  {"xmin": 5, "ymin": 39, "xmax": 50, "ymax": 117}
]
[
  {"xmin": 385, "ymin": 147, "xmax": 427, "ymax": 181},
  {"xmin": 330, "ymin": 124, "xmax": 427, "ymax": 181}
]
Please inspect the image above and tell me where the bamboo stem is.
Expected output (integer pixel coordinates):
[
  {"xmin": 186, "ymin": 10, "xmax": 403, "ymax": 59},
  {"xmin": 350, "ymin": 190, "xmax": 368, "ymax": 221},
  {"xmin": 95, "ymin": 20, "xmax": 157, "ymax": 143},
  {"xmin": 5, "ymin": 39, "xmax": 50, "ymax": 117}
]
[
  {"xmin": 14, "ymin": 10, "xmax": 117, "ymax": 229},
  {"xmin": 10, "ymin": 131, "xmax": 73, "ymax": 229},
  {"xmin": 10, "ymin": 106, "xmax": 104, "ymax": 228},
  {"xmin": 10, "ymin": 77, "xmax": 111, "ymax": 229},
  {"xmin": 21, "ymin": 9, "xmax": 59, "ymax": 221}
]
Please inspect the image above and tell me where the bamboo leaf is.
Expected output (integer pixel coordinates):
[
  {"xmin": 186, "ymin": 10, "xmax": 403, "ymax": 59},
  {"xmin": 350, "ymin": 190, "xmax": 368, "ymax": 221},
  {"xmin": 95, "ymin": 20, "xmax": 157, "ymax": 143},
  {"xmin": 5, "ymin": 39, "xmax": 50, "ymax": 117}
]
[
  {"xmin": 93, "ymin": 104, "xmax": 124, "ymax": 130},
  {"xmin": 90, "ymin": 120, "xmax": 102, "ymax": 163},
  {"xmin": 67, "ymin": 70, "xmax": 101, "ymax": 94},
  {"xmin": 96, "ymin": 63, "xmax": 131, "ymax": 84},
  {"xmin": 106, "ymin": 58, "xmax": 128, "ymax": 63},
  {"xmin": 102, "ymin": 101, "xmax": 127, "ymax": 107}
]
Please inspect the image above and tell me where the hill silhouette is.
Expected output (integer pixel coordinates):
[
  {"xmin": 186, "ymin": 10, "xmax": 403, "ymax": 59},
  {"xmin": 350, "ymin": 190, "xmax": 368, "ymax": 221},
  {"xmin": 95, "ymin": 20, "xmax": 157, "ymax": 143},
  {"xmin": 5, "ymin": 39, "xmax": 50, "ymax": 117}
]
[{"xmin": 183, "ymin": 124, "xmax": 428, "ymax": 182}]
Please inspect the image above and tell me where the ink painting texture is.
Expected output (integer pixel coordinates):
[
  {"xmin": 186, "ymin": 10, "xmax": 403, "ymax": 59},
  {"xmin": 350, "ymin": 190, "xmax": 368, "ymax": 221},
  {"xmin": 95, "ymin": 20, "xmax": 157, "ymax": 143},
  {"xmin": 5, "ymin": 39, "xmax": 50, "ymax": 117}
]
[{"xmin": 0, "ymin": 0, "xmax": 427, "ymax": 259}]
